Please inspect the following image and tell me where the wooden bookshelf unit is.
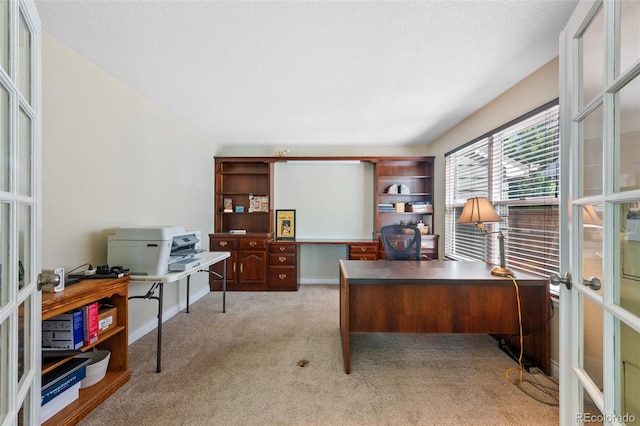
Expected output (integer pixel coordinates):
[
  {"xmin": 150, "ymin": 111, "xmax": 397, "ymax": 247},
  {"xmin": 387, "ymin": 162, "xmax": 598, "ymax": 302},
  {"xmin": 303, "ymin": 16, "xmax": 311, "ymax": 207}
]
[{"xmin": 41, "ymin": 276, "xmax": 130, "ymax": 426}]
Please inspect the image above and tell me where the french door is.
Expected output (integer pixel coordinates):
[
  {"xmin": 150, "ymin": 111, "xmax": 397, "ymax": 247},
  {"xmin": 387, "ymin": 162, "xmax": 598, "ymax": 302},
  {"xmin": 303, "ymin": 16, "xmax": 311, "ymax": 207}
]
[
  {"xmin": 559, "ymin": 0, "xmax": 640, "ymax": 424},
  {"xmin": 0, "ymin": 0, "xmax": 41, "ymax": 424}
]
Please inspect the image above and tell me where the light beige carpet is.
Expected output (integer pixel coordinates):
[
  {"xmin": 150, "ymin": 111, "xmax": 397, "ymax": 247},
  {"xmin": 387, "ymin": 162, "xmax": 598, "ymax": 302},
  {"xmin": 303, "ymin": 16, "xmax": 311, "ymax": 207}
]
[{"xmin": 79, "ymin": 284, "xmax": 559, "ymax": 426}]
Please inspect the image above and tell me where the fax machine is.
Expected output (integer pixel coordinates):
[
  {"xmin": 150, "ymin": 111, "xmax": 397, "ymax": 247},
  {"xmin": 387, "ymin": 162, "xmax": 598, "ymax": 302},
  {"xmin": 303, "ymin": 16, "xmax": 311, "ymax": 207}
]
[{"xmin": 107, "ymin": 226, "xmax": 205, "ymax": 275}]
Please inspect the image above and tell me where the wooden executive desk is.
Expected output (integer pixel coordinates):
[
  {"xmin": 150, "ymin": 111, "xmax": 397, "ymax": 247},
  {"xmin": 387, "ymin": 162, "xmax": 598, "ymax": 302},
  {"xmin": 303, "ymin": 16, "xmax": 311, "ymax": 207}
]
[{"xmin": 339, "ymin": 259, "xmax": 550, "ymax": 374}]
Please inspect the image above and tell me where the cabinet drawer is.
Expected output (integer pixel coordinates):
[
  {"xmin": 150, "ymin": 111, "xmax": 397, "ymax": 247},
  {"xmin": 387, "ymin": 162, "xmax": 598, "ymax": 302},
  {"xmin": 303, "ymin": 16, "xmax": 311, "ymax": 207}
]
[
  {"xmin": 269, "ymin": 267, "xmax": 298, "ymax": 290},
  {"xmin": 240, "ymin": 238, "xmax": 267, "ymax": 250},
  {"xmin": 210, "ymin": 237, "xmax": 237, "ymax": 250},
  {"xmin": 349, "ymin": 244, "xmax": 377, "ymax": 256},
  {"xmin": 269, "ymin": 253, "xmax": 296, "ymax": 266},
  {"xmin": 349, "ymin": 253, "xmax": 378, "ymax": 261},
  {"xmin": 269, "ymin": 243, "xmax": 297, "ymax": 255}
]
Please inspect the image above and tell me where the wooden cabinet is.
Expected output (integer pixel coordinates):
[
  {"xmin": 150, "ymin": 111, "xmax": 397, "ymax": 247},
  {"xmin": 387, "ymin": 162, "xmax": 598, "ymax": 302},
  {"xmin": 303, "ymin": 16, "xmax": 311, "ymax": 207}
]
[
  {"xmin": 41, "ymin": 277, "xmax": 130, "ymax": 426},
  {"xmin": 214, "ymin": 157, "xmax": 273, "ymax": 234},
  {"xmin": 268, "ymin": 242, "xmax": 299, "ymax": 290},
  {"xmin": 209, "ymin": 234, "xmax": 269, "ymax": 291},
  {"xmin": 348, "ymin": 242, "xmax": 378, "ymax": 261}
]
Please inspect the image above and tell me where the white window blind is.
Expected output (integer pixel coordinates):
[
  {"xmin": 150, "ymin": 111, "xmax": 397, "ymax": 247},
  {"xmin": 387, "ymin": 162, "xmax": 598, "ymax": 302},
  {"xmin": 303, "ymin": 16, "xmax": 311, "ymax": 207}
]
[{"xmin": 445, "ymin": 101, "xmax": 560, "ymax": 278}]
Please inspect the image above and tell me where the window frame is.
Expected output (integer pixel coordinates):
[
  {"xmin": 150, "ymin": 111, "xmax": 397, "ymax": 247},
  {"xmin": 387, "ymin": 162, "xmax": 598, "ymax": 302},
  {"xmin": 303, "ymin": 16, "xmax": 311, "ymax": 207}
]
[{"xmin": 445, "ymin": 100, "xmax": 560, "ymax": 293}]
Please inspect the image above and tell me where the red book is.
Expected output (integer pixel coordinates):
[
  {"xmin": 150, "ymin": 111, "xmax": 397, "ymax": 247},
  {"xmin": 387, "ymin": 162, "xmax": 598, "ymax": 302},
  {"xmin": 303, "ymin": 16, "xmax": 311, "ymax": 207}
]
[{"xmin": 83, "ymin": 302, "xmax": 99, "ymax": 345}]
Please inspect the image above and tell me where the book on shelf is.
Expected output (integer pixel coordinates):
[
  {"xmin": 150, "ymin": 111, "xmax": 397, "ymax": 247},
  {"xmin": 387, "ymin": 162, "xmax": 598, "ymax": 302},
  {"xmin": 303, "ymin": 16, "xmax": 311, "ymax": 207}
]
[
  {"xmin": 41, "ymin": 357, "xmax": 90, "ymax": 406},
  {"xmin": 42, "ymin": 309, "xmax": 84, "ymax": 350},
  {"xmin": 83, "ymin": 302, "xmax": 99, "ymax": 346},
  {"xmin": 229, "ymin": 229, "xmax": 247, "ymax": 234}
]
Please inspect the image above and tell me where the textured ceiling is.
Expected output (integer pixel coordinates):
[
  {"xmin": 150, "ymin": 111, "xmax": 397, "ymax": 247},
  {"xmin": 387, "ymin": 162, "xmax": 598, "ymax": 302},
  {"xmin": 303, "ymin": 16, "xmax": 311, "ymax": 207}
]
[{"xmin": 35, "ymin": 0, "xmax": 578, "ymax": 147}]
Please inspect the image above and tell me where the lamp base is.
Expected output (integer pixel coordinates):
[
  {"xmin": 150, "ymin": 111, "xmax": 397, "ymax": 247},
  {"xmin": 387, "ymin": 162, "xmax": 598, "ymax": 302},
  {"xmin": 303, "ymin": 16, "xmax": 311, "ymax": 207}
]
[{"xmin": 491, "ymin": 267, "xmax": 513, "ymax": 277}]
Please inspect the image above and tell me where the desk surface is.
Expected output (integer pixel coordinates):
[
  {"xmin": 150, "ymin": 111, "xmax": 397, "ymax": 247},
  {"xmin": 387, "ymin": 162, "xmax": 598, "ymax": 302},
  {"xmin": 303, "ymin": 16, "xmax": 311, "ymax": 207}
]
[
  {"xmin": 339, "ymin": 259, "xmax": 546, "ymax": 286},
  {"xmin": 129, "ymin": 251, "xmax": 230, "ymax": 283}
]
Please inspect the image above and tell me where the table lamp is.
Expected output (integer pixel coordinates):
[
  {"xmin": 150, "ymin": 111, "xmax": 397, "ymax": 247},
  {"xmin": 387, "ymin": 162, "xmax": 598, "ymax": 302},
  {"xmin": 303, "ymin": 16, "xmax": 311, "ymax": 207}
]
[{"xmin": 457, "ymin": 197, "xmax": 512, "ymax": 277}]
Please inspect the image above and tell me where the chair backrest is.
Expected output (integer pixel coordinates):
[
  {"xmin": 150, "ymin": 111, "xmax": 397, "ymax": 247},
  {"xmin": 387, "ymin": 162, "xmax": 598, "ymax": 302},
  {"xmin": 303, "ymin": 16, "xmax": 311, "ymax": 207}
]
[{"xmin": 381, "ymin": 225, "xmax": 422, "ymax": 260}]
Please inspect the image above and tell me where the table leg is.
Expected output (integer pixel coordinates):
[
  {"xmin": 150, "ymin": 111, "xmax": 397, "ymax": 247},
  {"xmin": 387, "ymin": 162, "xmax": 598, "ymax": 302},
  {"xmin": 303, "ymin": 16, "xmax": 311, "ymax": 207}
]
[
  {"xmin": 156, "ymin": 282, "xmax": 164, "ymax": 373},
  {"xmin": 222, "ymin": 258, "xmax": 227, "ymax": 313},
  {"xmin": 186, "ymin": 275, "xmax": 190, "ymax": 313}
]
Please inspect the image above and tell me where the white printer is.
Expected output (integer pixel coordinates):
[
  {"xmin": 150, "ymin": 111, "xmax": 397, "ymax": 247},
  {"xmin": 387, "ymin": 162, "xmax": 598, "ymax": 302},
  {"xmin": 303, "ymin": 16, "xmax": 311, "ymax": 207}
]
[{"xmin": 107, "ymin": 226, "xmax": 205, "ymax": 275}]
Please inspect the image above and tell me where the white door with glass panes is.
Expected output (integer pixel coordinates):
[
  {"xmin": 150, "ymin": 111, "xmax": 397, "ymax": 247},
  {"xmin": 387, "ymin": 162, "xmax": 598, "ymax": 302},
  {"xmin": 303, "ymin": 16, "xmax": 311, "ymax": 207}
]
[
  {"xmin": 559, "ymin": 0, "xmax": 640, "ymax": 424},
  {"xmin": 0, "ymin": 0, "xmax": 41, "ymax": 424}
]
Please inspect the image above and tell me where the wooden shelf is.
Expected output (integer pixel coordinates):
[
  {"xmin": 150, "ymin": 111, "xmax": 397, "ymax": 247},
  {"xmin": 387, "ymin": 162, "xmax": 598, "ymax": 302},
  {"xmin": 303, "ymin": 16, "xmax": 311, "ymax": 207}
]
[
  {"xmin": 42, "ymin": 370, "xmax": 131, "ymax": 426},
  {"xmin": 41, "ymin": 277, "xmax": 129, "ymax": 425}
]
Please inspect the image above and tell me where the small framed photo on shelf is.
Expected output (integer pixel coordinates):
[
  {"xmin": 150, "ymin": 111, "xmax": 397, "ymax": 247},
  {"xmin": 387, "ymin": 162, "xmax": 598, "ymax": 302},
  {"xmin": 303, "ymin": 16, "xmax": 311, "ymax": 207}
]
[
  {"xmin": 275, "ymin": 210, "xmax": 296, "ymax": 241},
  {"xmin": 235, "ymin": 206, "xmax": 244, "ymax": 213},
  {"xmin": 223, "ymin": 198, "xmax": 233, "ymax": 212}
]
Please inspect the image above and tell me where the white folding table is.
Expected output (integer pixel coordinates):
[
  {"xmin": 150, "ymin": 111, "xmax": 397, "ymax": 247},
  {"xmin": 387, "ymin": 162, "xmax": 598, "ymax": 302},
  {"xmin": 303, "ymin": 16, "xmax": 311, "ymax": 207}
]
[{"xmin": 129, "ymin": 251, "xmax": 230, "ymax": 372}]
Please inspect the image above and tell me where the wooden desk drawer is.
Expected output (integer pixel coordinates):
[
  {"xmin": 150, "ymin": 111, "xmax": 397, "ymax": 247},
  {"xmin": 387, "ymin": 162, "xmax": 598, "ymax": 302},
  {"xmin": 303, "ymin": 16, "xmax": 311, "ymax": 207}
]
[
  {"xmin": 350, "ymin": 253, "xmax": 378, "ymax": 261},
  {"xmin": 349, "ymin": 243, "xmax": 378, "ymax": 260},
  {"xmin": 269, "ymin": 253, "xmax": 296, "ymax": 266},
  {"xmin": 240, "ymin": 238, "xmax": 267, "ymax": 250},
  {"xmin": 269, "ymin": 267, "xmax": 298, "ymax": 290},
  {"xmin": 269, "ymin": 243, "xmax": 296, "ymax": 255},
  {"xmin": 210, "ymin": 237, "xmax": 237, "ymax": 250}
]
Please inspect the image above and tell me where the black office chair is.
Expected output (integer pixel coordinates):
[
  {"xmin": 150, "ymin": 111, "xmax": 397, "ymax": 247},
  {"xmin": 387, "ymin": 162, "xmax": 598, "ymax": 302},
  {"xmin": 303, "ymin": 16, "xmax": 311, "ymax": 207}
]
[{"xmin": 380, "ymin": 225, "xmax": 422, "ymax": 260}]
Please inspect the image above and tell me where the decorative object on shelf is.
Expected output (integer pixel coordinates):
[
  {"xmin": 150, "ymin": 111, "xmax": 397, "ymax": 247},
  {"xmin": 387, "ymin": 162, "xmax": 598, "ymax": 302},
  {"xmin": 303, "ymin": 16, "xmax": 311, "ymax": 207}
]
[
  {"xmin": 235, "ymin": 206, "xmax": 244, "ymax": 212},
  {"xmin": 248, "ymin": 194, "xmax": 269, "ymax": 212},
  {"xmin": 386, "ymin": 184, "xmax": 398, "ymax": 194},
  {"xmin": 416, "ymin": 220, "xmax": 430, "ymax": 235},
  {"xmin": 275, "ymin": 210, "xmax": 296, "ymax": 241},
  {"xmin": 223, "ymin": 198, "xmax": 233, "ymax": 212},
  {"xmin": 399, "ymin": 184, "xmax": 410, "ymax": 194},
  {"xmin": 275, "ymin": 149, "xmax": 290, "ymax": 157},
  {"xmin": 457, "ymin": 197, "xmax": 512, "ymax": 277},
  {"xmin": 394, "ymin": 202, "xmax": 405, "ymax": 213}
]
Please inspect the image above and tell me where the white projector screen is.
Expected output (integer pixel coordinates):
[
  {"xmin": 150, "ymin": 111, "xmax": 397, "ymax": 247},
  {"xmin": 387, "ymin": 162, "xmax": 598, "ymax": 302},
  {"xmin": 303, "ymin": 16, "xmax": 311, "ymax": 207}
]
[{"xmin": 273, "ymin": 161, "xmax": 374, "ymax": 240}]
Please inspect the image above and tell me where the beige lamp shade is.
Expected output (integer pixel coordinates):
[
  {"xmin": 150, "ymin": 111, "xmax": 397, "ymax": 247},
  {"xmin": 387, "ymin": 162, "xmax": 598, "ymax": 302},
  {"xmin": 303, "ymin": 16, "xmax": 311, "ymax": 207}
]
[{"xmin": 457, "ymin": 197, "xmax": 502, "ymax": 225}]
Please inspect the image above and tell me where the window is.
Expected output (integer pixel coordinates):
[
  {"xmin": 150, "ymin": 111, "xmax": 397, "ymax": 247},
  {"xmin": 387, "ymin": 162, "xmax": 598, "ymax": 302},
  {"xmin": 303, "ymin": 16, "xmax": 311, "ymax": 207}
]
[{"xmin": 445, "ymin": 100, "xmax": 560, "ymax": 280}]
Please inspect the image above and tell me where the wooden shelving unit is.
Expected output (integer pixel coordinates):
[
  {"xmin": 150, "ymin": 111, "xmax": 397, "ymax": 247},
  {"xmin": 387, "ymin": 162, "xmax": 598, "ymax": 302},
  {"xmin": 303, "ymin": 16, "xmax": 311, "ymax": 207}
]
[
  {"xmin": 41, "ymin": 277, "xmax": 130, "ymax": 426},
  {"xmin": 374, "ymin": 157, "xmax": 435, "ymax": 233}
]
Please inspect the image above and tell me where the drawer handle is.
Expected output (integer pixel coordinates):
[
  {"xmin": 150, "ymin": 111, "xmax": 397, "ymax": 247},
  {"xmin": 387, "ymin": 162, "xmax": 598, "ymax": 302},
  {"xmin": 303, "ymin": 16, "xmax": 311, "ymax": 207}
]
[
  {"xmin": 233, "ymin": 262, "xmax": 236, "ymax": 273},
  {"xmin": 278, "ymin": 274, "xmax": 287, "ymax": 280},
  {"xmin": 250, "ymin": 241, "xmax": 257, "ymax": 247},
  {"xmin": 219, "ymin": 241, "xmax": 227, "ymax": 247},
  {"xmin": 360, "ymin": 247, "xmax": 367, "ymax": 252},
  {"xmin": 279, "ymin": 256, "xmax": 286, "ymax": 263},
  {"xmin": 279, "ymin": 247, "xmax": 286, "ymax": 251}
]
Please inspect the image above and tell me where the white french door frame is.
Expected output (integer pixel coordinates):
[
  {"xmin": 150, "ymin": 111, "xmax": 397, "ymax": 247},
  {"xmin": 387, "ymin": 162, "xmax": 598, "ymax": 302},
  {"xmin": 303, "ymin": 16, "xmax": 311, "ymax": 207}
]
[
  {"xmin": 0, "ymin": 0, "xmax": 41, "ymax": 424},
  {"xmin": 560, "ymin": 0, "xmax": 640, "ymax": 424}
]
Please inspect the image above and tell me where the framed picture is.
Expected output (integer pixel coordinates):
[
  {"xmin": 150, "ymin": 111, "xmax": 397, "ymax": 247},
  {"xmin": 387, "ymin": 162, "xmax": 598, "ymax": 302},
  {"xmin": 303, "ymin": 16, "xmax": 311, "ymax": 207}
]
[{"xmin": 275, "ymin": 210, "xmax": 296, "ymax": 241}]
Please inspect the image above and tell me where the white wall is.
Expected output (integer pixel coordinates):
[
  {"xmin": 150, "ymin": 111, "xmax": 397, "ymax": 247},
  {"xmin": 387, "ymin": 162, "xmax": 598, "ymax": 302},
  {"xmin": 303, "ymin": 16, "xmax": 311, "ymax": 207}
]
[{"xmin": 41, "ymin": 33, "xmax": 220, "ymax": 343}]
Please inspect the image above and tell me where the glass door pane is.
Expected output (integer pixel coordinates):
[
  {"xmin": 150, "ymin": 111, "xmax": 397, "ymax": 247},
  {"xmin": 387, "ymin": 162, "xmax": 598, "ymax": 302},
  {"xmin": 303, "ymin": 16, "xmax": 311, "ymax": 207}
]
[
  {"xmin": 619, "ymin": 0, "xmax": 640, "ymax": 77},
  {"xmin": 0, "ymin": 0, "xmax": 7, "ymax": 73},
  {"xmin": 1, "ymin": 202, "xmax": 8, "ymax": 306},
  {"xmin": 18, "ymin": 108, "xmax": 31, "ymax": 197},
  {"xmin": 619, "ymin": 321, "xmax": 640, "ymax": 421},
  {"xmin": 616, "ymin": 75, "xmax": 640, "ymax": 192},
  {"xmin": 1, "ymin": 84, "xmax": 8, "ymax": 192},
  {"xmin": 581, "ymin": 5, "xmax": 604, "ymax": 107},
  {"xmin": 18, "ymin": 204, "xmax": 30, "ymax": 291},
  {"xmin": 582, "ymin": 106, "xmax": 604, "ymax": 197},
  {"xmin": 18, "ymin": 11, "xmax": 31, "ymax": 103}
]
